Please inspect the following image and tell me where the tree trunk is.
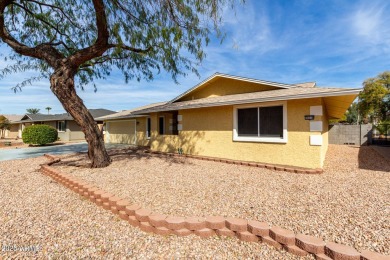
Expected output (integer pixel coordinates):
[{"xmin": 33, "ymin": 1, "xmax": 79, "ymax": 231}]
[{"xmin": 50, "ymin": 67, "xmax": 111, "ymax": 168}]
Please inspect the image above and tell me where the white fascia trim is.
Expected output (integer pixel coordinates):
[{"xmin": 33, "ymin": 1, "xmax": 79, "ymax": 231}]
[
  {"xmin": 104, "ymin": 119, "xmax": 139, "ymax": 122},
  {"xmin": 233, "ymin": 101, "xmax": 288, "ymax": 144}
]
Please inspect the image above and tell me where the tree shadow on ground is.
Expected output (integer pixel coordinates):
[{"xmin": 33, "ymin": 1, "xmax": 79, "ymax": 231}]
[
  {"xmin": 358, "ymin": 146, "xmax": 390, "ymax": 172},
  {"xmin": 56, "ymin": 146, "xmax": 193, "ymax": 168}
]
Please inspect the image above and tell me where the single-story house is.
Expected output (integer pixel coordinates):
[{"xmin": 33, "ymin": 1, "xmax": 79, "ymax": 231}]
[
  {"xmin": 97, "ymin": 73, "xmax": 360, "ymax": 169},
  {"xmin": 10, "ymin": 109, "xmax": 115, "ymax": 141},
  {"xmin": 1, "ymin": 114, "xmax": 24, "ymax": 138}
]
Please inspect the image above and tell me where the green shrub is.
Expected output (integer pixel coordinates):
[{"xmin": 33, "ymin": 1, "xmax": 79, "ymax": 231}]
[{"xmin": 22, "ymin": 124, "xmax": 58, "ymax": 145}]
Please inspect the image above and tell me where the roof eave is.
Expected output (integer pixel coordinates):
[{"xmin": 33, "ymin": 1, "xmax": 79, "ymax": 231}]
[
  {"xmin": 134, "ymin": 89, "xmax": 361, "ymax": 114},
  {"xmin": 101, "ymin": 114, "xmax": 150, "ymax": 121}
]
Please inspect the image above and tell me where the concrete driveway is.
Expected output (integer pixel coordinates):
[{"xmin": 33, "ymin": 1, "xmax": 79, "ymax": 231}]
[{"xmin": 0, "ymin": 142, "xmax": 129, "ymax": 162}]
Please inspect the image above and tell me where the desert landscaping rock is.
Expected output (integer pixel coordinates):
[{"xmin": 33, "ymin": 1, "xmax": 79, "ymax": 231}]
[
  {"xmin": 1, "ymin": 145, "xmax": 389, "ymax": 258},
  {"xmin": 51, "ymin": 145, "xmax": 390, "ymax": 257}
]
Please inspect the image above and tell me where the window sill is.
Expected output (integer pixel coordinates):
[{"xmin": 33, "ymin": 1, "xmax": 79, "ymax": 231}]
[{"xmin": 233, "ymin": 136, "xmax": 287, "ymax": 143}]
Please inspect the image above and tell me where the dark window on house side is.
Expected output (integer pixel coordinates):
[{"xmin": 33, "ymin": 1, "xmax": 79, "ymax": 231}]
[
  {"xmin": 146, "ymin": 117, "xmax": 151, "ymax": 138},
  {"xmin": 158, "ymin": 117, "xmax": 164, "ymax": 135}
]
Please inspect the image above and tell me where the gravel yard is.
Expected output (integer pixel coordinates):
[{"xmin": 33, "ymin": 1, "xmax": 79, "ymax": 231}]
[
  {"xmin": 0, "ymin": 154, "xmax": 307, "ymax": 258},
  {"xmin": 1, "ymin": 145, "xmax": 389, "ymax": 258},
  {"xmin": 53, "ymin": 145, "xmax": 390, "ymax": 256}
]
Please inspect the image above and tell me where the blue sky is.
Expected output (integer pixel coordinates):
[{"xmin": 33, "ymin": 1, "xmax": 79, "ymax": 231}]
[{"xmin": 1, "ymin": 0, "xmax": 389, "ymax": 115}]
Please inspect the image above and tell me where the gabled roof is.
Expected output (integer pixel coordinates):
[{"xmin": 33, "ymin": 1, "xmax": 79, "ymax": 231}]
[
  {"xmin": 96, "ymin": 102, "xmax": 167, "ymax": 121},
  {"xmin": 132, "ymin": 87, "xmax": 361, "ymax": 118},
  {"xmin": 15, "ymin": 109, "xmax": 116, "ymax": 123},
  {"xmin": 169, "ymin": 72, "xmax": 302, "ymax": 103},
  {"xmin": 21, "ymin": 113, "xmax": 72, "ymax": 122},
  {"xmin": 1, "ymin": 114, "xmax": 24, "ymax": 122},
  {"xmin": 89, "ymin": 109, "xmax": 117, "ymax": 119}
]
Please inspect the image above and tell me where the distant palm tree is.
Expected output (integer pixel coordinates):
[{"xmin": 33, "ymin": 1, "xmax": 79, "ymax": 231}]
[
  {"xmin": 26, "ymin": 108, "xmax": 40, "ymax": 114},
  {"xmin": 46, "ymin": 107, "xmax": 52, "ymax": 114}
]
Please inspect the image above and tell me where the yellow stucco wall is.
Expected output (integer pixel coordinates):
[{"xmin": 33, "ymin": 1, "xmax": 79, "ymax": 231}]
[
  {"xmin": 7, "ymin": 124, "xmax": 20, "ymax": 138},
  {"xmin": 135, "ymin": 117, "xmax": 150, "ymax": 146},
  {"xmin": 145, "ymin": 98, "xmax": 327, "ymax": 169},
  {"xmin": 43, "ymin": 121, "xmax": 56, "ymax": 128},
  {"xmin": 67, "ymin": 121, "xmax": 84, "ymax": 140},
  {"xmin": 178, "ymin": 77, "xmax": 279, "ymax": 101},
  {"xmin": 107, "ymin": 120, "xmax": 137, "ymax": 144}
]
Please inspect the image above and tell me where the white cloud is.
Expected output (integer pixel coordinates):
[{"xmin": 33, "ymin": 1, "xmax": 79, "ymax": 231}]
[
  {"xmin": 221, "ymin": 1, "xmax": 282, "ymax": 53},
  {"xmin": 350, "ymin": 1, "xmax": 390, "ymax": 44}
]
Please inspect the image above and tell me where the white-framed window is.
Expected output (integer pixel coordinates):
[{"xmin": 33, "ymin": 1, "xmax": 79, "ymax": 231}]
[
  {"xmin": 146, "ymin": 117, "xmax": 151, "ymax": 139},
  {"xmin": 158, "ymin": 116, "xmax": 165, "ymax": 135},
  {"xmin": 56, "ymin": 120, "xmax": 66, "ymax": 132},
  {"xmin": 233, "ymin": 101, "xmax": 287, "ymax": 143}
]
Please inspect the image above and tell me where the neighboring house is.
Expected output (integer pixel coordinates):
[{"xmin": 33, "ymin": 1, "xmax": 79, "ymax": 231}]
[
  {"xmin": 10, "ymin": 109, "xmax": 115, "ymax": 141},
  {"xmin": 97, "ymin": 73, "xmax": 360, "ymax": 169},
  {"xmin": 1, "ymin": 114, "xmax": 24, "ymax": 138}
]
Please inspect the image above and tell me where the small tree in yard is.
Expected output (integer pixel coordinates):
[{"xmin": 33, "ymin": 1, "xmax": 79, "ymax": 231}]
[
  {"xmin": 22, "ymin": 124, "xmax": 58, "ymax": 145},
  {"xmin": 0, "ymin": 115, "xmax": 11, "ymax": 138},
  {"xmin": 0, "ymin": 0, "xmax": 239, "ymax": 167},
  {"xmin": 359, "ymin": 71, "xmax": 390, "ymax": 123}
]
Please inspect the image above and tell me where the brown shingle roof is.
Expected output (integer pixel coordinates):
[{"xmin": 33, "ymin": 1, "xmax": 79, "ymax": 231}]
[{"xmin": 95, "ymin": 102, "xmax": 167, "ymax": 120}]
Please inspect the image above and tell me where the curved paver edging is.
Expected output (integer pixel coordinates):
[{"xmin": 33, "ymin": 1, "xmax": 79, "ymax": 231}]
[{"xmin": 40, "ymin": 154, "xmax": 388, "ymax": 260}]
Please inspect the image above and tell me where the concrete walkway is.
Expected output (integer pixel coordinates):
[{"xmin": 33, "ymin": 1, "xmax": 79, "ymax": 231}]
[
  {"xmin": 0, "ymin": 142, "xmax": 129, "ymax": 162},
  {"xmin": 371, "ymin": 146, "xmax": 390, "ymax": 161}
]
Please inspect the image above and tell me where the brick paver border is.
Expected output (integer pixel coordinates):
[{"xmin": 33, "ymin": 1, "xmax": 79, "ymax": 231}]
[
  {"xmin": 148, "ymin": 151, "xmax": 323, "ymax": 174},
  {"xmin": 40, "ymin": 154, "xmax": 388, "ymax": 260}
]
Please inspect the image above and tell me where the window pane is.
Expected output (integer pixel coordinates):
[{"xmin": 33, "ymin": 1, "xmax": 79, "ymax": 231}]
[
  {"xmin": 237, "ymin": 108, "xmax": 258, "ymax": 136},
  {"xmin": 259, "ymin": 106, "xmax": 283, "ymax": 137}
]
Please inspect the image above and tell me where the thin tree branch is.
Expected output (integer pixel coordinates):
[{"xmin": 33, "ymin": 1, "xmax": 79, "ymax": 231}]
[
  {"xmin": 68, "ymin": 0, "xmax": 109, "ymax": 67},
  {"xmin": 0, "ymin": 0, "xmax": 64, "ymax": 67},
  {"xmin": 13, "ymin": 2, "xmax": 68, "ymax": 38},
  {"xmin": 25, "ymin": 0, "xmax": 80, "ymax": 29}
]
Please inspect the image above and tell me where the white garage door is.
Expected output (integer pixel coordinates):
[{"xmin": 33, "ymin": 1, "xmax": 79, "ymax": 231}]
[{"xmin": 106, "ymin": 120, "xmax": 136, "ymax": 145}]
